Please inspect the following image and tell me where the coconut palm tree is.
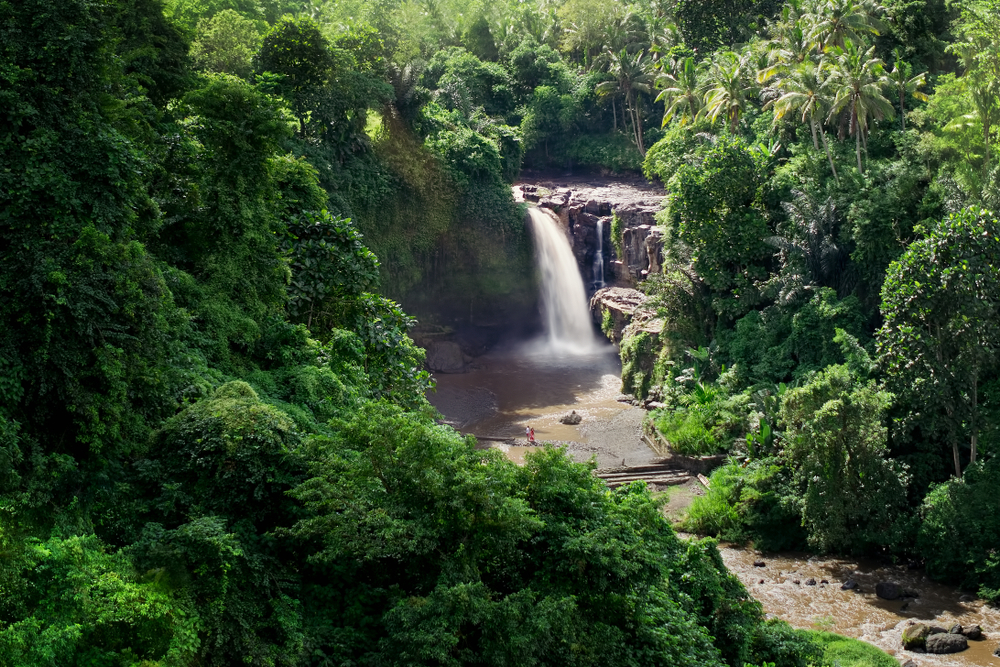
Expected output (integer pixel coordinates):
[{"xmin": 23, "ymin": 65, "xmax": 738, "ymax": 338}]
[
  {"xmin": 808, "ymin": 0, "xmax": 884, "ymax": 51},
  {"xmin": 826, "ymin": 39, "xmax": 894, "ymax": 172},
  {"xmin": 655, "ymin": 56, "xmax": 702, "ymax": 126},
  {"xmin": 886, "ymin": 49, "xmax": 928, "ymax": 130},
  {"xmin": 768, "ymin": 59, "xmax": 840, "ymax": 183},
  {"xmin": 700, "ymin": 50, "xmax": 757, "ymax": 134},
  {"xmin": 595, "ymin": 47, "xmax": 654, "ymax": 154}
]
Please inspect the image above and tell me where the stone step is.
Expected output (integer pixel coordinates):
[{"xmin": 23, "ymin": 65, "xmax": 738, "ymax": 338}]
[
  {"xmin": 604, "ymin": 474, "xmax": 691, "ymax": 488},
  {"xmin": 598, "ymin": 470, "xmax": 690, "ymax": 481}
]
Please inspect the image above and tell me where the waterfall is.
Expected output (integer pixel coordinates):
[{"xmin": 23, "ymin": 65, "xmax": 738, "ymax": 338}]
[
  {"xmin": 527, "ymin": 208, "xmax": 598, "ymax": 352},
  {"xmin": 593, "ymin": 219, "xmax": 605, "ymax": 290}
]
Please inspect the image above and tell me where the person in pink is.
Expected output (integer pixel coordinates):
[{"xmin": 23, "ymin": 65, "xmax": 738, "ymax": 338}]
[{"xmin": 529, "ymin": 427, "xmax": 535, "ymax": 443}]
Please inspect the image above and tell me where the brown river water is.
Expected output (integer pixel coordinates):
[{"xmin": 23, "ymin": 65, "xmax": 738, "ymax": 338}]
[
  {"xmin": 428, "ymin": 339, "xmax": 1000, "ymax": 665},
  {"xmin": 717, "ymin": 546, "xmax": 1000, "ymax": 666}
]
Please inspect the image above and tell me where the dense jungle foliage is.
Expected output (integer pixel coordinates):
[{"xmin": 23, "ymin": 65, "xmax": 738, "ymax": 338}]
[
  {"xmin": 0, "ymin": 0, "xmax": 860, "ymax": 665},
  {"xmin": 2, "ymin": 0, "xmax": 1000, "ymax": 664}
]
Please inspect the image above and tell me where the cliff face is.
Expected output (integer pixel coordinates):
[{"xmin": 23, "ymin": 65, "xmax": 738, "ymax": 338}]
[{"xmin": 514, "ymin": 175, "xmax": 665, "ymax": 289}]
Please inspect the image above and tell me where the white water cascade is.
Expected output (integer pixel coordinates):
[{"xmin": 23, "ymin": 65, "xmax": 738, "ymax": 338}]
[
  {"xmin": 593, "ymin": 219, "xmax": 605, "ymax": 290},
  {"xmin": 526, "ymin": 207, "xmax": 599, "ymax": 352}
]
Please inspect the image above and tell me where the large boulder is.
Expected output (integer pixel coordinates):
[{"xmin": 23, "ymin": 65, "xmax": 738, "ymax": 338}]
[
  {"xmin": 559, "ymin": 410, "xmax": 582, "ymax": 425},
  {"xmin": 590, "ymin": 287, "xmax": 651, "ymax": 344},
  {"xmin": 876, "ymin": 582, "xmax": 902, "ymax": 600},
  {"xmin": 962, "ymin": 624, "xmax": 983, "ymax": 640},
  {"xmin": 925, "ymin": 633, "xmax": 968, "ymax": 654},
  {"xmin": 426, "ymin": 341, "xmax": 466, "ymax": 373},
  {"xmin": 902, "ymin": 623, "xmax": 931, "ymax": 650}
]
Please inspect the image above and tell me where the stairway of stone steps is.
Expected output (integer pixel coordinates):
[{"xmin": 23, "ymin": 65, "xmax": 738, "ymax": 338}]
[{"xmin": 594, "ymin": 463, "xmax": 691, "ymax": 489}]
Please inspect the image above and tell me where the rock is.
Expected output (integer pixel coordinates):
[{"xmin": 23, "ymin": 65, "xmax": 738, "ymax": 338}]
[
  {"xmin": 961, "ymin": 624, "xmax": 983, "ymax": 640},
  {"xmin": 841, "ymin": 579, "xmax": 859, "ymax": 590},
  {"xmin": 758, "ymin": 579, "xmax": 765, "ymax": 584},
  {"xmin": 805, "ymin": 578, "xmax": 817, "ymax": 586},
  {"xmin": 928, "ymin": 626, "xmax": 947, "ymax": 636},
  {"xmin": 901, "ymin": 660, "xmax": 918, "ymax": 667},
  {"xmin": 994, "ymin": 645, "xmax": 1000, "ymax": 657},
  {"xmin": 820, "ymin": 579, "xmax": 829, "ymax": 584},
  {"xmin": 959, "ymin": 594, "xmax": 976, "ymax": 602},
  {"xmin": 559, "ymin": 410, "xmax": 583, "ymax": 425},
  {"xmin": 948, "ymin": 624, "xmax": 962, "ymax": 635},
  {"xmin": 876, "ymin": 581, "xmax": 903, "ymax": 600},
  {"xmin": 792, "ymin": 579, "xmax": 801, "ymax": 585},
  {"xmin": 426, "ymin": 341, "xmax": 466, "ymax": 373},
  {"xmin": 902, "ymin": 623, "xmax": 932, "ymax": 650},
  {"xmin": 925, "ymin": 633, "xmax": 968, "ymax": 654},
  {"xmin": 753, "ymin": 561, "xmax": 766, "ymax": 568}
]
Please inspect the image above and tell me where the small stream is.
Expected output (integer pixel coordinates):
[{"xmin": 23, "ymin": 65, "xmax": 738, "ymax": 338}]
[{"xmin": 717, "ymin": 545, "xmax": 1000, "ymax": 666}]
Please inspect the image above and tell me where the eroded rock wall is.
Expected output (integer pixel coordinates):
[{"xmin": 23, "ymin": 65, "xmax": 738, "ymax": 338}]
[{"xmin": 516, "ymin": 176, "xmax": 665, "ymax": 288}]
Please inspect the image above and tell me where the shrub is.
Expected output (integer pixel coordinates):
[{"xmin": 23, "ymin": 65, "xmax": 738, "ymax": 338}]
[{"xmin": 918, "ymin": 456, "xmax": 1000, "ymax": 603}]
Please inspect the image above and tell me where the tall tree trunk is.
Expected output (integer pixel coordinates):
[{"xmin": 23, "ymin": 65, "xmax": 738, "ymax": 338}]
[
  {"xmin": 899, "ymin": 89, "xmax": 906, "ymax": 130},
  {"xmin": 819, "ymin": 123, "xmax": 839, "ymax": 185},
  {"xmin": 612, "ymin": 97, "xmax": 617, "ymax": 130},
  {"xmin": 810, "ymin": 117, "xmax": 819, "ymax": 150},
  {"xmin": 855, "ymin": 127, "xmax": 863, "ymax": 172},
  {"xmin": 971, "ymin": 373, "xmax": 978, "ymax": 465},
  {"xmin": 632, "ymin": 93, "xmax": 645, "ymax": 155}
]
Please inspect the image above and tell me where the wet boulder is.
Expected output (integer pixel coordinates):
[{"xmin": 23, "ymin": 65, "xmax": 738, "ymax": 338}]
[
  {"xmin": 962, "ymin": 624, "xmax": 983, "ymax": 640},
  {"xmin": 876, "ymin": 582, "xmax": 903, "ymax": 600},
  {"xmin": 559, "ymin": 410, "xmax": 582, "ymax": 425},
  {"xmin": 902, "ymin": 623, "xmax": 931, "ymax": 650},
  {"xmin": 925, "ymin": 633, "xmax": 968, "ymax": 654},
  {"xmin": 841, "ymin": 579, "xmax": 859, "ymax": 590}
]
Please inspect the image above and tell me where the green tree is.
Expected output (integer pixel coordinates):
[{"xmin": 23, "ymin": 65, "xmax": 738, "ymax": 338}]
[
  {"xmin": 700, "ymin": 50, "xmax": 757, "ymax": 134},
  {"xmin": 806, "ymin": 0, "xmax": 884, "ymax": 51},
  {"xmin": 662, "ymin": 137, "xmax": 771, "ymax": 318},
  {"xmin": 595, "ymin": 47, "xmax": 654, "ymax": 154},
  {"xmin": 655, "ymin": 56, "xmax": 703, "ymax": 126},
  {"xmin": 779, "ymin": 365, "xmax": 908, "ymax": 553},
  {"xmin": 826, "ymin": 39, "xmax": 894, "ymax": 172},
  {"xmin": 886, "ymin": 48, "xmax": 928, "ymax": 130},
  {"xmin": 767, "ymin": 59, "xmax": 840, "ymax": 183},
  {"xmin": 190, "ymin": 8, "xmax": 262, "ymax": 78},
  {"xmin": 878, "ymin": 207, "xmax": 1000, "ymax": 477},
  {"xmin": 0, "ymin": 0, "xmax": 177, "ymax": 458}
]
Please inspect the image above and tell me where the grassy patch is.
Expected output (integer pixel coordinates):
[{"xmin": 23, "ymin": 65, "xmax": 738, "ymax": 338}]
[{"xmin": 804, "ymin": 631, "xmax": 897, "ymax": 667}]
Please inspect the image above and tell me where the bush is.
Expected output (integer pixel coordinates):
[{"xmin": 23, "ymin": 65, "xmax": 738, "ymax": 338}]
[
  {"xmin": 805, "ymin": 631, "xmax": 897, "ymax": 667},
  {"xmin": 685, "ymin": 458, "xmax": 806, "ymax": 551},
  {"xmin": 652, "ymin": 385, "xmax": 749, "ymax": 456},
  {"xmin": 918, "ymin": 456, "xmax": 1000, "ymax": 603}
]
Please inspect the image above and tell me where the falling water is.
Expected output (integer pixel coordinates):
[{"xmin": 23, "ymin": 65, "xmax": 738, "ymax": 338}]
[
  {"xmin": 593, "ymin": 219, "xmax": 605, "ymax": 290},
  {"xmin": 527, "ymin": 207, "xmax": 598, "ymax": 352}
]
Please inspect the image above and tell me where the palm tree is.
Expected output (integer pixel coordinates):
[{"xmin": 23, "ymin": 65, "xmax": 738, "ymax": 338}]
[
  {"xmin": 826, "ymin": 39, "xmax": 894, "ymax": 172},
  {"xmin": 886, "ymin": 49, "xmax": 928, "ymax": 130},
  {"xmin": 596, "ymin": 47, "xmax": 654, "ymax": 154},
  {"xmin": 808, "ymin": 0, "xmax": 884, "ymax": 51},
  {"xmin": 655, "ymin": 56, "xmax": 702, "ymax": 126},
  {"xmin": 768, "ymin": 59, "xmax": 840, "ymax": 184},
  {"xmin": 768, "ymin": 189, "xmax": 846, "ymax": 290},
  {"xmin": 700, "ymin": 50, "xmax": 756, "ymax": 134}
]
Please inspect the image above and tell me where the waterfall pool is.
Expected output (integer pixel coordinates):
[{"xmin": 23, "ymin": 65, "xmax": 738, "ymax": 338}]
[{"xmin": 427, "ymin": 337, "xmax": 659, "ymax": 468}]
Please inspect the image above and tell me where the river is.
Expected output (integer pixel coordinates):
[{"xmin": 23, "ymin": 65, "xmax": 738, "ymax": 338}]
[{"xmin": 717, "ymin": 545, "xmax": 1000, "ymax": 666}]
